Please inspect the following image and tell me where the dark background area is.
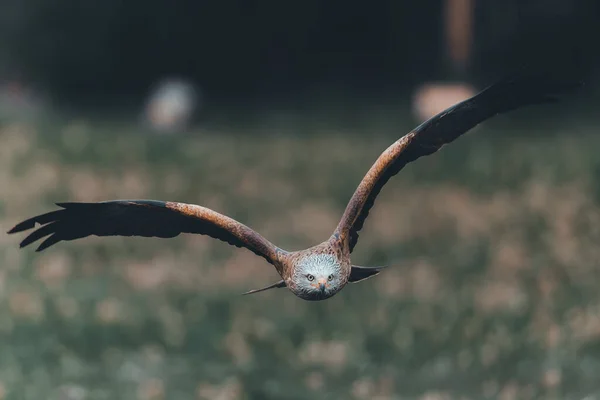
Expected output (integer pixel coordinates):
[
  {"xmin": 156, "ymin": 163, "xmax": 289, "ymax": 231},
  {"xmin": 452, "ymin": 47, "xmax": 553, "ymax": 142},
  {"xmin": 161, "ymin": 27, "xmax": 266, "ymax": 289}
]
[{"xmin": 0, "ymin": 0, "xmax": 598, "ymax": 108}]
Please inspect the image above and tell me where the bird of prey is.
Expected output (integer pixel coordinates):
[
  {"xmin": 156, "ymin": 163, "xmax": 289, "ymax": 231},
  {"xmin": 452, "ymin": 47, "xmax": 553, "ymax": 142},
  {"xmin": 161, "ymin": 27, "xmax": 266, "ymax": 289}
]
[{"xmin": 8, "ymin": 73, "xmax": 578, "ymax": 301}]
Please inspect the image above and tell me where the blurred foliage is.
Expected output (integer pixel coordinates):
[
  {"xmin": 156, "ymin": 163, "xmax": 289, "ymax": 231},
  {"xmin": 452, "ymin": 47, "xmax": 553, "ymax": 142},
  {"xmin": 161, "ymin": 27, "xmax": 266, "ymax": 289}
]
[{"xmin": 1, "ymin": 111, "xmax": 600, "ymax": 400}]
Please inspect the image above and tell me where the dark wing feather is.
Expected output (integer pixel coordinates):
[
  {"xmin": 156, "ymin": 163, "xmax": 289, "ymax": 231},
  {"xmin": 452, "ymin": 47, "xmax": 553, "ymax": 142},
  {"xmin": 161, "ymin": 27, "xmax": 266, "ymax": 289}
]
[
  {"xmin": 8, "ymin": 200, "xmax": 283, "ymax": 267},
  {"xmin": 348, "ymin": 265, "xmax": 386, "ymax": 283},
  {"xmin": 335, "ymin": 72, "xmax": 581, "ymax": 253}
]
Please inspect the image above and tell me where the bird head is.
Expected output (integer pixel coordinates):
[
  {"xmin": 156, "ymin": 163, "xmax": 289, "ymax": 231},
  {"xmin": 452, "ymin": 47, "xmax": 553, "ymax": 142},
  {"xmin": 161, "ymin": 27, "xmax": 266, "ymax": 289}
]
[{"xmin": 289, "ymin": 253, "xmax": 345, "ymax": 301}]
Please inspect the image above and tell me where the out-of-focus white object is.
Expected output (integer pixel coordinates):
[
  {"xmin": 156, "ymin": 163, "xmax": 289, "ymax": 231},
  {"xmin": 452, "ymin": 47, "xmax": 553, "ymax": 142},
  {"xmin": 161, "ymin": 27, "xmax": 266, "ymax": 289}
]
[
  {"xmin": 0, "ymin": 80, "xmax": 49, "ymax": 120},
  {"xmin": 412, "ymin": 82, "xmax": 476, "ymax": 122},
  {"xmin": 144, "ymin": 78, "xmax": 200, "ymax": 133}
]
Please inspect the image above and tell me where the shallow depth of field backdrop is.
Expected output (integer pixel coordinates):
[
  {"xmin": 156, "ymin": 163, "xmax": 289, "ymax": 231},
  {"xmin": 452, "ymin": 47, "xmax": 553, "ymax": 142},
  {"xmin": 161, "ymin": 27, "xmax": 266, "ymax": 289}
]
[{"xmin": 1, "ymin": 1, "xmax": 600, "ymax": 399}]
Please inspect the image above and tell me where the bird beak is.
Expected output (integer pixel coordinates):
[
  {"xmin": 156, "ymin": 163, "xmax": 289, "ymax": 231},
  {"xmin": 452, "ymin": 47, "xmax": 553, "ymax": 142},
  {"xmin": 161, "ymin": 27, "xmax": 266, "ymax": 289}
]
[{"xmin": 317, "ymin": 278, "xmax": 327, "ymax": 292}]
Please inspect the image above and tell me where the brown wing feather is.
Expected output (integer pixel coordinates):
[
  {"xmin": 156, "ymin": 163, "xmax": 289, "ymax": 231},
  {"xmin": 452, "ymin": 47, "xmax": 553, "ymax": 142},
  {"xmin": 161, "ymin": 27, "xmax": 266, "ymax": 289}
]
[
  {"xmin": 335, "ymin": 72, "xmax": 581, "ymax": 252},
  {"xmin": 7, "ymin": 200, "xmax": 283, "ymax": 269}
]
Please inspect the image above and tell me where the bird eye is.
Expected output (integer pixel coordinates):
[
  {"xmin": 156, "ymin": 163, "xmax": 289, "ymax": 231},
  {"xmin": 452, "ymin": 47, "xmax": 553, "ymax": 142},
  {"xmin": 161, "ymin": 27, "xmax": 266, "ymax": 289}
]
[
  {"xmin": 328, "ymin": 274, "xmax": 334, "ymax": 281},
  {"xmin": 307, "ymin": 274, "xmax": 314, "ymax": 281}
]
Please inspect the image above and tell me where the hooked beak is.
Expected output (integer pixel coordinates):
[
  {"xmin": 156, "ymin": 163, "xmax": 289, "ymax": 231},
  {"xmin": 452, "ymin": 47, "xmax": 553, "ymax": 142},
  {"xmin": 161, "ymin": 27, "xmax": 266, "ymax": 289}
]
[{"xmin": 317, "ymin": 278, "xmax": 327, "ymax": 293}]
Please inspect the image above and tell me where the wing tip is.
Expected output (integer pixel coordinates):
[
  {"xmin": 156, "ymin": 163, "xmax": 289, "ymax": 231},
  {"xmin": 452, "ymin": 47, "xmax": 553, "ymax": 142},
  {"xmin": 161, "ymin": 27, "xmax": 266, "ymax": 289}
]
[
  {"xmin": 241, "ymin": 280, "xmax": 286, "ymax": 296},
  {"xmin": 8, "ymin": 207, "xmax": 67, "ymax": 235},
  {"xmin": 349, "ymin": 265, "xmax": 388, "ymax": 283},
  {"xmin": 476, "ymin": 70, "xmax": 583, "ymax": 116},
  {"xmin": 7, "ymin": 220, "xmax": 34, "ymax": 235},
  {"xmin": 241, "ymin": 288, "xmax": 265, "ymax": 296},
  {"xmin": 35, "ymin": 235, "xmax": 60, "ymax": 252}
]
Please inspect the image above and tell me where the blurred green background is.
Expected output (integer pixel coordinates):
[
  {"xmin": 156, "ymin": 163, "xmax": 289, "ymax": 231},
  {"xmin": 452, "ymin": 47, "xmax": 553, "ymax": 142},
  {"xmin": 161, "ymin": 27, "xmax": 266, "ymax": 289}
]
[{"xmin": 1, "ymin": 1, "xmax": 600, "ymax": 399}]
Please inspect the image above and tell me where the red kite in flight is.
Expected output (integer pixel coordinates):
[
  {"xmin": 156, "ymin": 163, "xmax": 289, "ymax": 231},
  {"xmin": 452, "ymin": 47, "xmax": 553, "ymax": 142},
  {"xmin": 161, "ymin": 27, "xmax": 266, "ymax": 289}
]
[{"xmin": 8, "ymin": 73, "xmax": 578, "ymax": 300}]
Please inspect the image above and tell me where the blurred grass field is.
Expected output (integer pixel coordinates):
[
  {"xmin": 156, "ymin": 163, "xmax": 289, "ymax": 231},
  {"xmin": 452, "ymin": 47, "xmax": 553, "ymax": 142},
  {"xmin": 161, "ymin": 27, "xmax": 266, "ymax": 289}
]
[{"xmin": 1, "ymin": 110, "xmax": 600, "ymax": 400}]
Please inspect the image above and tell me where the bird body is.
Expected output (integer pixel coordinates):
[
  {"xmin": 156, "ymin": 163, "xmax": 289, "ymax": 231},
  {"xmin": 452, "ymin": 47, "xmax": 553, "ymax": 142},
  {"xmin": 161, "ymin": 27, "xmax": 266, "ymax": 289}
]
[
  {"xmin": 278, "ymin": 240, "xmax": 350, "ymax": 301},
  {"xmin": 8, "ymin": 72, "xmax": 579, "ymax": 301}
]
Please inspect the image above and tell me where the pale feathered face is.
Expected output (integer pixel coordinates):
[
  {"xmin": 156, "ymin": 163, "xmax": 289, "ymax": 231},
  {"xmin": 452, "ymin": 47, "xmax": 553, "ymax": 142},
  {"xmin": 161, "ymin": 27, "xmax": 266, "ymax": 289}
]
[{"xmin": 290, "ymin": 254, "xmax": 344, "ymax": 301}]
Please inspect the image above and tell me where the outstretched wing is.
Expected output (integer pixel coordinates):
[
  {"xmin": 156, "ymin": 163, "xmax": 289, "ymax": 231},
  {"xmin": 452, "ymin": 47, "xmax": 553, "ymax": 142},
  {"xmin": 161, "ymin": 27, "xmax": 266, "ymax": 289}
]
[
  {"xmin": 8, "ymin": 200, "xmax": 283, "ymax": 267},
  {"xmin": 335, "ymin": 72, "xmax": 581, "ymax": 253}
]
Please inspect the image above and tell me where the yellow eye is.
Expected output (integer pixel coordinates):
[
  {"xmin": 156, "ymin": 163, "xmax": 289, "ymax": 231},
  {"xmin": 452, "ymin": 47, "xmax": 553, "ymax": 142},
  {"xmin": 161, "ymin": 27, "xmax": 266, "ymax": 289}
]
[
  {"xmin": 328, "ymin": 274, "xmax": 334, "ymax": 281},
  {"xmin": 307, "ymin": 274, "xmax": 315, "ymax": 281}
]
